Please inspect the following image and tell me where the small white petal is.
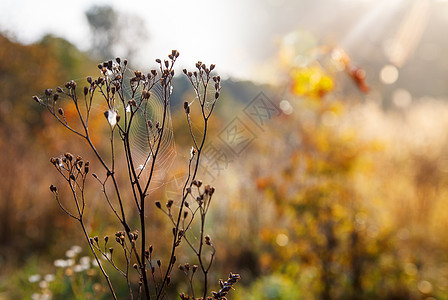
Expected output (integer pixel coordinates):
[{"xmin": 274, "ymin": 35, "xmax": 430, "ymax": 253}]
[
  {"xmin": 106, "ymin": 109, "xmax": 117, "ymax": 127},
  {"xmin": 71, "ymin": 245, "xmax": 82, "ymax": 254},
  {"xmin": 79, "ymin": 256, "xmax": 91, "ymax": 267},
  {"xmin": 54, "ymin": 259, "xmax": 67, "ymax": 268},
  {"xmin": 66, "ymin": 259, "xmax": 75, "ymax": 267},
  {"xmin": 39, "ymin": 280, "xmax": 49, "ymax": 289},
  {"xmin": 44, "ymin": 274, "xmax": 55, "ymax": 282},
  {"xmin": 73, "ymin": 265, "xmax": 83, "ymax": 273},
  {"xmin": 29, "ymin": 274, "xmax": 41, "ymax": 283},
  {"xmin": 65, "ymin": 249, "xmax": 76, "ymax": 258}
]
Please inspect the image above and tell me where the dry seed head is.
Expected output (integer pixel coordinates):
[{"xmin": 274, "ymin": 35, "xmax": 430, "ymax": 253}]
[
  {"xmin": 155, "ymin": 201, "xmax": 161, "ymax": 209},
  {"xmin": 49, "ymin": 185, "xmax": 57, "ymax": 192},
  {"xmin": 64, "ymin": 153, "xmax": 73, "ymax": 161},
  {"xmin": 45, "ymin": 89, "xmax": 52, "ymax": 97},
  {"xmin": 155, "ymin": 58, "xmax": 161, "ymax": 64},
  {"xmin": 166, "ymin": 200, "xmax": 174, "ymax": 208},
  {"xmin": 157, "ymin": 260, "xmax": 161, "ymax": 267},
  {"xmin": 192, "ymin": 265, "xmax": 198, "ymax": 273},
  {"xmin": 58, "ymin": 108, "xmax": 64, "ymax": 115},
  {"xmin": 133, "ymin": 263, "xmax": 138, "ymax": 270},
  {"xmin": 204, "ymin": 185, "xmax": 211, "ymax": 194}
]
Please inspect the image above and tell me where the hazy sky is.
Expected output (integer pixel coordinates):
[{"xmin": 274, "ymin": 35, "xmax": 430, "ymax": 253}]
[
  {"xmin": 0, "ymin": 0, "xmax": 259, "ymax": 80},
  {"xmin": 1, "ymin": 0, "xmax": 447, "ymax": 85}
]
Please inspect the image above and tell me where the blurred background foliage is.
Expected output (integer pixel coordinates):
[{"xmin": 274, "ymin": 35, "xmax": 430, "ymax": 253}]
[{"xmin": 2, "ymin": 2, "xmax": 448, "ymax": 299}]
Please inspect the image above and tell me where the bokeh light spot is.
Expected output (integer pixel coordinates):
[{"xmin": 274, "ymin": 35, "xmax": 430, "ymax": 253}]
[
  {"xmin": 392, "ymin": 88, "xmax": 412, "ymax": 108},
  {"xmin": 380, "ymin": 64, "xmax": 399, "ymax": 84},
  {"xmin": 276, "ymin": 233, "xmax": 289, "ymax": 247}
]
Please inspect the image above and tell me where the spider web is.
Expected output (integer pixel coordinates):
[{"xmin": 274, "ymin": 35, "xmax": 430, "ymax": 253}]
[
  {"xmin": 120, "ymin": 70, "xmax": 177, "ymax": 193},
  {"xmin": 40, "ymin": 66, "xmax": 177, "ymax": 194}
]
